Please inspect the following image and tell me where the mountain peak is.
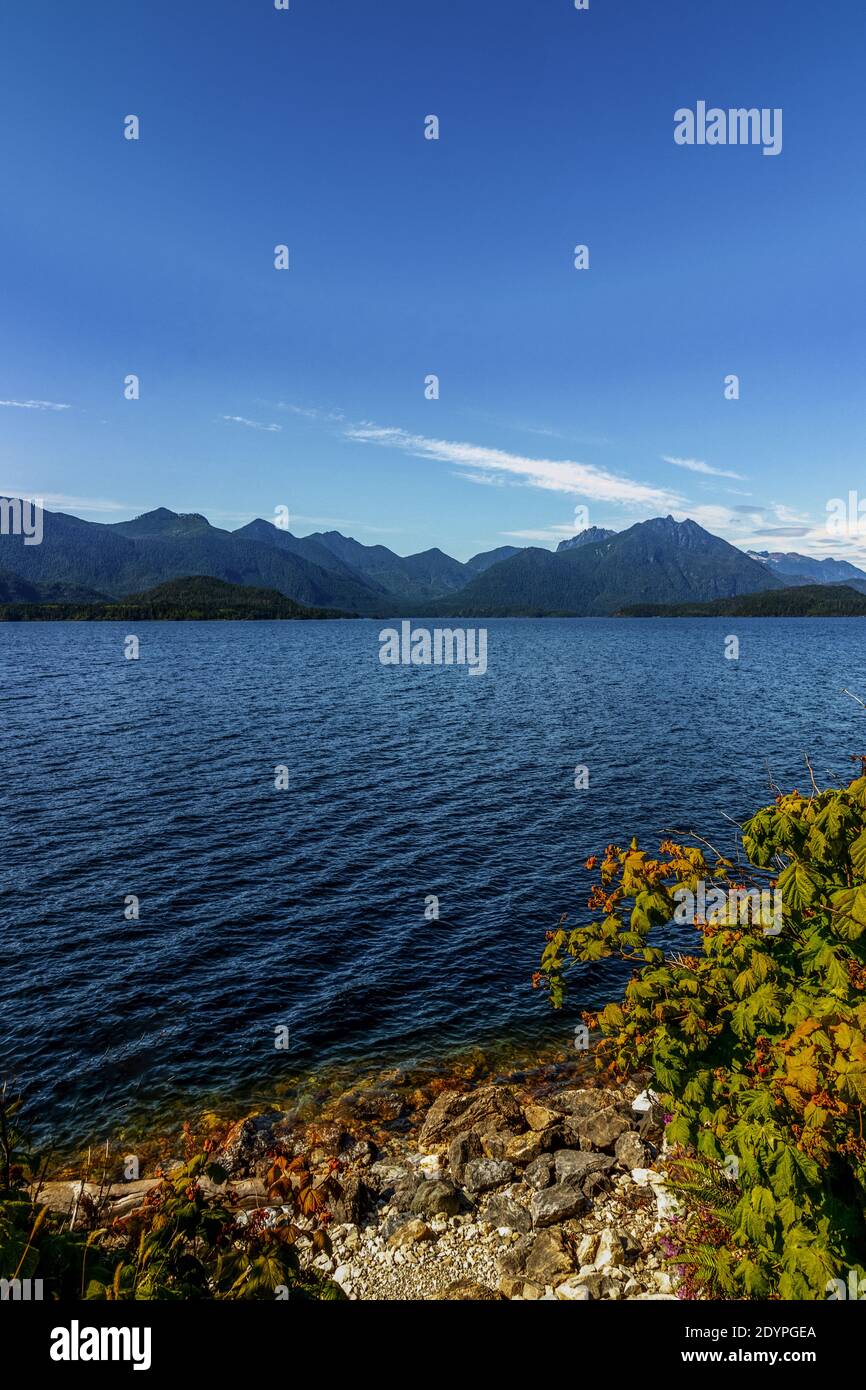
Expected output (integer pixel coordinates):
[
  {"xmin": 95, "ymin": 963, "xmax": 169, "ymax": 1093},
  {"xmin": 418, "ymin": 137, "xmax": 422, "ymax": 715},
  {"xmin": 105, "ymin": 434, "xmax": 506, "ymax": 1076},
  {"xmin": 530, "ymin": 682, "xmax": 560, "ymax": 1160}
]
[
  {"xmin": 112, "ymin": 508, "xmax": 214, "ymax": 538},
  {"xmin": 557, "ymin": 526, "xmax": 616, "ymax": 552}
]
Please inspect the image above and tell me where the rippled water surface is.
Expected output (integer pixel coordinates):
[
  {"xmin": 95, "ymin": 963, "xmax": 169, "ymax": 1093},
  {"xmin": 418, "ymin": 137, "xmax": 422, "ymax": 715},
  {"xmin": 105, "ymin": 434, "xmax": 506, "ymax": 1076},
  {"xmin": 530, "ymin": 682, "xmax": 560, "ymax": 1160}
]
[{"xmin": 2, "ymin": 617, "xmax": 865, "ymax": 1141}]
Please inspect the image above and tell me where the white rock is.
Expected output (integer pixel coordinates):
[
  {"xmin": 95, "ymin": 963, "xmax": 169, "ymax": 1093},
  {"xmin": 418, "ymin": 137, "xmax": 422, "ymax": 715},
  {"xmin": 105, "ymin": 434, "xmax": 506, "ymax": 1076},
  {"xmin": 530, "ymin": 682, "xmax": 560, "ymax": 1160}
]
[
  {"xmin": 556, "ymin": 1279, "xmax": 592, "ymax": 1301},
  {"xmin": 632, "ymin": 1089, "xmax": 659, "ymax": 1113},
  {"xmin": 630, "ymin": 1167, "xmax": 663, "ymax": 1186},
  {"xmin": 414, "ymin": 1154, "xmax": 443, "ymax": 1180},
  {"xmin": 651, "ymin": 1182, "xmax": 683, "ymax": 1221},
  {"xmin": 594, "ymin": 1229, "xmax": 625, "ymax": 1270}
]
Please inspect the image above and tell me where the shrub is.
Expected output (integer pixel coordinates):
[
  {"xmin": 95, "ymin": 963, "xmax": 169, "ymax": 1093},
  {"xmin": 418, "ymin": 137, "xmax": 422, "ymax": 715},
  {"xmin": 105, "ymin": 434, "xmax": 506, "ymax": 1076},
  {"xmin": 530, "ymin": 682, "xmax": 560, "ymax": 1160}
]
[
  {"xmin": 0, "ymin": 1088, "xmax": 343, "ymax": 1301},
  {"xmin": 538, "ymin": 769, "xmax": 866, "ymax": 1299}
]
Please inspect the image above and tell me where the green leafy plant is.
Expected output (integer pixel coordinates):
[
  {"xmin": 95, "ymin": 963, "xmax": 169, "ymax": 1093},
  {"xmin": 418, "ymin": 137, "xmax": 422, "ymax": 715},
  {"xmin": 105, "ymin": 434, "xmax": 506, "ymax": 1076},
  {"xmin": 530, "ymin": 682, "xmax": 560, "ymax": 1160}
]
[
  {"xmin": 0, "ymin": 1087, "xmax": 343, "ymax": 1301},
  {"xmin": 0, "ymin": 1082, "xmax": 111, "ymax": 1297},
  {"xmin": 538, "ymin": 767, "xmax": 866, "ymax": 1299},
  {"xmin": 86, "ymin": 1150, "xmax": 340, "ymax": 1300}
]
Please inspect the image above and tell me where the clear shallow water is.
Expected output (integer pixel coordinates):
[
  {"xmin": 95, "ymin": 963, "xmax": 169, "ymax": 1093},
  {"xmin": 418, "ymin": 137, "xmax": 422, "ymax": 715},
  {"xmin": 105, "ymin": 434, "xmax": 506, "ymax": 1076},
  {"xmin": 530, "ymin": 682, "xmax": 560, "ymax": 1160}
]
[{"xmin": 2, "ymin": 616, "xmax": 865, "ymax": 1143}]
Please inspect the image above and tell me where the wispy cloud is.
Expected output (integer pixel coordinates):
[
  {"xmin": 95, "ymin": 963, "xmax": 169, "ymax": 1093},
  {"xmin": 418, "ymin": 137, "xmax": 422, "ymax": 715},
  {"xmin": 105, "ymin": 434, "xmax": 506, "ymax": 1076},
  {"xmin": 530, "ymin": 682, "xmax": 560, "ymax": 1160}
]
[
  {"xmin": 347, "ymin": 424, "xmax": 683, "ymax": 510},
  {"xmin": 753, "ymin": 525, "xmax": 811, "ymax": 538},
  {"xmin": 0, "ymin": 491, "xmax": 131, "ymax": 514},
  {"xmin": 503, "ymin": 528, "xmax": 567, "ymax": 542},
  {"xmin": 275, "ymin": 402, "xmax": 345, "ymax": 422},
  {"xmin": 663, "ymin": 455, "xmax": 745, "ymax": 481},
  {"xmin": 452, "ymin": 470, "xmax": 510, "ymax": 488},
  {"xmin": 0, "ymin": 399, "xmax": 71, "ymax": 412},
  {"xmin": 222, "ymin": 415, "xmax": 281, "ymax": 432}
]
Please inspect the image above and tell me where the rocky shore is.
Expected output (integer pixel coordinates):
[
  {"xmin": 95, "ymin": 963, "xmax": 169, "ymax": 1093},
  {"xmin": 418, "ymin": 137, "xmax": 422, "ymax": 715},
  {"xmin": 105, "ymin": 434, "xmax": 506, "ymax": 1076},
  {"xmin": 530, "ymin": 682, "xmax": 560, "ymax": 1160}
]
[{"xmin": 37, "ymin": 1061, "xmax": 683, "ymax": 1301}]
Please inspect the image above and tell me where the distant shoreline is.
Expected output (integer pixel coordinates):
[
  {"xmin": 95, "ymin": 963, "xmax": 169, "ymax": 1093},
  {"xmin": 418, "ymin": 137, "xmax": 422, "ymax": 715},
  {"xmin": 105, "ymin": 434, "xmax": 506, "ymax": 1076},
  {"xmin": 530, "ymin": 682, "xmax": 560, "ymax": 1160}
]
[{"xmin": 3, "ymin": 577, "xmax": 866, "ymax": 622}]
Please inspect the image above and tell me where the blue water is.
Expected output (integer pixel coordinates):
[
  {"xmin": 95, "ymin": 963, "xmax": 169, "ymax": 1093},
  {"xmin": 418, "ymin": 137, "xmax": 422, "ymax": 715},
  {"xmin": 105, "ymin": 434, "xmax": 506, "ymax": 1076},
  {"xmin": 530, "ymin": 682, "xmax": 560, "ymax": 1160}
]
[{"xmin": 2, "ymin": 617, "xmax": 865, "ymax": 1143}]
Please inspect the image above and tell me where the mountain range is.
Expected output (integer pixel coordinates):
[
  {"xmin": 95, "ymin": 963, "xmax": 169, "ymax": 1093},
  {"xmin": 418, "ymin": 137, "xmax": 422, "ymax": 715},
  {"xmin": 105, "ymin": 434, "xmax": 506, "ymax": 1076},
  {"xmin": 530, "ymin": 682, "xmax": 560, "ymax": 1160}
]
[
  {"xmin": 746, "ymin": 549, "xmax": 866, "ymax": 595},
  {"xmin": 2, "ymin": 501, "xmax": 865, "ymax": 618}
]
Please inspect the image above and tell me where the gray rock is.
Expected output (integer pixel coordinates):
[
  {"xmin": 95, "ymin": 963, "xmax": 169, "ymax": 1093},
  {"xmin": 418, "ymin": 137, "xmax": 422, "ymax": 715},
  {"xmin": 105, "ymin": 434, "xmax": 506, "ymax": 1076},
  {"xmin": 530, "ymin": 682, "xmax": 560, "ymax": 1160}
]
[
  {"xmin": 583, "ymin": 1169, "xmax": 614, "ymax": 1200},
  {"xmin": 637, "ymin": 1106, "xmax": 665, "ymax": 1144},
  {"xmin": 530, "ymin": 1182, "xmax": 588, "ymax": 1228},
  {"xmin": 410, "ymin": 1179, "xmax": 461, "ymax": 1219},
  {"xmin": 569, "ymin": 1109, "xmax": 632, "ymax": 1152},
  {"xmin": 216, "ymin": 1113, "xmax": 283, "ymax": 1177},
  {"xmin": 463, "ymin": 1158, "xmax": 515, "ymax": 1194},
  {"xmin": 368, "ymin": 1159, "xmax": 415, "ymax": 1196},
  {"xmin": 614, "ymin": 1130, "xmax": 647, "ymax": 1171},
  {"xmin": 330, "ymin": 1173, "xmax": 372, "ymax": 1226},
  {"xmin": 447, "ymin": 1130, "xmax": 483, "ymax": 1185},
  {"xmin": 523, "ymin": 1154, "xmax": 555, "ymax": 1190},
  {"xmin": 554, "ymin": 1149, "xmax": 616, "ymax": 1184},
  {"xmin": 522, "ymin": 1150, "xmax": 556, "ymax": 1195},
  {"xmin": 572, "ymin": 1269, "xmax": 604, "ymax": 1297},
  {"xmin": 553, "ymin": 1088, "xmax": 624, "ymax": 1117},
  {"xmin": 497, "ymin": 1233, "xmax": 535, "ymax": 1278},
  {"xmin": 392, "ymin": 1177, "xmax": 422, "ymax": 1210},
  {"xmin": 481, "ymin": 1194, "xmax": 533, "ymax": 1234},
  {"xmin": 418, "ymin": 1085, "xmax": 526, "ymax": 1150}
]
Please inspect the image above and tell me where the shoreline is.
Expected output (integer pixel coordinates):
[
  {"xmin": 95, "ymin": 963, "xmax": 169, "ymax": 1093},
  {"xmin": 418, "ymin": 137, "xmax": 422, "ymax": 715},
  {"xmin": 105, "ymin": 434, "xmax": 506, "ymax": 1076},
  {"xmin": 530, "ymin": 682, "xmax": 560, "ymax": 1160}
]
[
  {"xmin": 45, "ymin": 1033, "xmax": 597, "ymax": 1174},
  {"xmin": 33, "ymin": 1044, "xmax": 679, "ymax": 1302}
]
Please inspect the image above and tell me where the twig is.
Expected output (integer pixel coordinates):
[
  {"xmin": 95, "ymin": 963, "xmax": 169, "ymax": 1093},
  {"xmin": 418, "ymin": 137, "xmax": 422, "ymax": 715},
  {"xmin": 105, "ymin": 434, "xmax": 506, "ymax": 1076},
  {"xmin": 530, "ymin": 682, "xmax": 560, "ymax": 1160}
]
[{"xmin": 661, "ymin": 828, "xmax": 729, "ymax": 862}]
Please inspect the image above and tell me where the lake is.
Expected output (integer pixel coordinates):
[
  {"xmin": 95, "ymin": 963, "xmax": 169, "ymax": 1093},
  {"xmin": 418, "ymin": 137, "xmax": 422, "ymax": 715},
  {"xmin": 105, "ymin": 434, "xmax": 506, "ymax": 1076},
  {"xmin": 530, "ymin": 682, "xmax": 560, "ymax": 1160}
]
[{"xmin": 2, "ymin": 616, "xmax": 865, "ymax": 1144}]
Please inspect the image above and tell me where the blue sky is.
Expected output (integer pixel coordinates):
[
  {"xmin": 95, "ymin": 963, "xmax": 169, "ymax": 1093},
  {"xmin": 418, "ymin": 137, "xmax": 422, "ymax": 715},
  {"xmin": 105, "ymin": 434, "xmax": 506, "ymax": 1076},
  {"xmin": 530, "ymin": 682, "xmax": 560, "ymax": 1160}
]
[{"xmin": 1, "ymin": 0, "xmax": 864, "ymax": 562}]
